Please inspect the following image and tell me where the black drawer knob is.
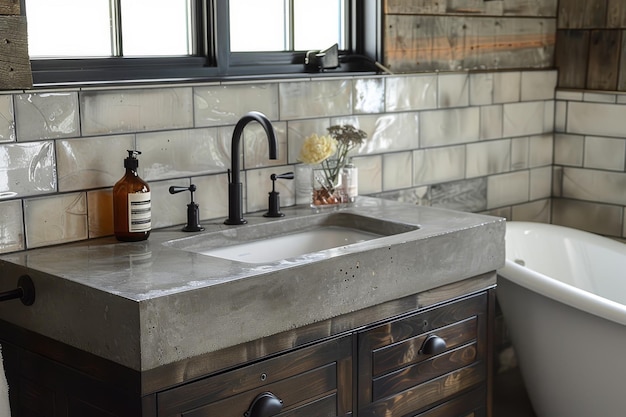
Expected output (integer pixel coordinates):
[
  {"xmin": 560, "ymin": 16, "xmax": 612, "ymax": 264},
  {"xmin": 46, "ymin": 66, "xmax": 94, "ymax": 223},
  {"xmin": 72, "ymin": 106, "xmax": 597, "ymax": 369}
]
[
  {"xmin": 244, "ymin": 392, "xmax": 283, "ymax": 417},
  {"xmin": 420, "ymin": 335, "xmax": 447, "ymax": 355}
]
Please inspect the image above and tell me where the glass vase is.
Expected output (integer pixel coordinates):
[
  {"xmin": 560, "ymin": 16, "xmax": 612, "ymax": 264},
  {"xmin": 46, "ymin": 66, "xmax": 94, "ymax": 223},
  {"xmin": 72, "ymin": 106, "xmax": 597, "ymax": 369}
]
[{"xmin": 311, "ymin": 164, "xmax": 344, "ymax": 207}]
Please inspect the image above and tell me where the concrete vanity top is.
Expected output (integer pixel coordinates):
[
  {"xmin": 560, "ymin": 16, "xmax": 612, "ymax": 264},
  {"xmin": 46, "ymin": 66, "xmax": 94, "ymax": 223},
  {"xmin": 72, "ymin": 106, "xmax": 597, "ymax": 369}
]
[{"xmin": 0, "ymin": 197, "xmax": 505, "ymax": 373}]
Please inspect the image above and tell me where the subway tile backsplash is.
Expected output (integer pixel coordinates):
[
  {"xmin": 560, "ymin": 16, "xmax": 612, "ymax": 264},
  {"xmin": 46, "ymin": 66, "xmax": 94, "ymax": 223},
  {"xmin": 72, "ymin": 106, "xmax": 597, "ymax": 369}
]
[
  {"xmin": 0, "ymin": 69, "xmax": 573, "ymax": 253},
  {"xmin": 553, "ymin": 91, "xmax": 626, "ymax": 236}
]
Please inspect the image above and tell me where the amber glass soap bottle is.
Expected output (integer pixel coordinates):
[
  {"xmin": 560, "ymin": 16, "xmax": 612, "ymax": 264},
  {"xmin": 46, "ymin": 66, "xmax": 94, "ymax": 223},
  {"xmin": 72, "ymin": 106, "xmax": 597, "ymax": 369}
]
[{"xmin": 113, "ymin": 150, "xmax": 151, "ymax": 241}]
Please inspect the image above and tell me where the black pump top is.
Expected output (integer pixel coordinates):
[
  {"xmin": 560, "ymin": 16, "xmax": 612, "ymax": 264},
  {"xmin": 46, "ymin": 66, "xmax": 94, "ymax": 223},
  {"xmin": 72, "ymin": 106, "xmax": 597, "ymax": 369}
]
[{"xmin": 124, "ymin": 150, "xmax": 141, "ymax": 170}]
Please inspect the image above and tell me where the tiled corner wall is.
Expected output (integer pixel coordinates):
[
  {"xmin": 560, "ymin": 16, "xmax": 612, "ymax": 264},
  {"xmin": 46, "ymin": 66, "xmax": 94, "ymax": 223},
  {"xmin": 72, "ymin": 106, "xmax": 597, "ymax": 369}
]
[
  {"xmin": 0, "ymin": 70, "xmax": 556, "ymax": 254},
  {"xmin": 553, "ymin": 90, "xmax": 626, "ymax": 238}
]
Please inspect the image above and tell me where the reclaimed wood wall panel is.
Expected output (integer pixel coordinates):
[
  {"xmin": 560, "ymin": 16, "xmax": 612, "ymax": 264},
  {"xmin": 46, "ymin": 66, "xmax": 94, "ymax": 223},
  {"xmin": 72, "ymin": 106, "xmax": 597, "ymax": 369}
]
[
  {"xmin": 0, "ymin": 0, "xmax": 31, "ymax": 89},
  {"xmin": 619, "ymin": 32, "xmax": 626, "ymax": 90},
  {"xmin": 607, "ymin": 0, "xmax": 626, "ymax": 28},
  {"xmin": 0, "ymin": 15, "xmax": 32, "ymax": 89},
  {"xmin": 0, "ymin": 0, "xmax": 19, "ymax": 15},
  {"xmin": 556, "ymin": 0, "xmax": 626, "ymax": 91},
  {"xmin": 558, "ymin": 0, "xmax": 607, "ymax": 29},
  {"xmin": 385, "ymin": 0, "xmax": 557, "ymax": 17},
  {"xmin": 555, "ymin": 30, "xmax": 589, "ymax": 88},
  {"xmin": 586, "ymin": 30, "xmax": 620, "ymax": 90},
  {"xmin": 384, "ymin": 13, "xmax": 555, "ymax": 72}
]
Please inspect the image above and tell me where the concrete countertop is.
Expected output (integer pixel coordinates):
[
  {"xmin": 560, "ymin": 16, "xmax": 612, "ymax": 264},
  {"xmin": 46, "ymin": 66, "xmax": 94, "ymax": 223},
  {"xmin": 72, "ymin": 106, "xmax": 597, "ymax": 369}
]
[{"xmin": 0, "ymin": 197, "xmax": 505, "ymax": 372}]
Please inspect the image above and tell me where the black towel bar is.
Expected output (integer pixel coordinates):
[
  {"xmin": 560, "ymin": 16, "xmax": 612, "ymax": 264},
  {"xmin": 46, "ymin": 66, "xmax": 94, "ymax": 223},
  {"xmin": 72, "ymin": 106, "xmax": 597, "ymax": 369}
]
[{"xmin": 0, "ymin": 275, "xmax": 35, "ymax": 306}]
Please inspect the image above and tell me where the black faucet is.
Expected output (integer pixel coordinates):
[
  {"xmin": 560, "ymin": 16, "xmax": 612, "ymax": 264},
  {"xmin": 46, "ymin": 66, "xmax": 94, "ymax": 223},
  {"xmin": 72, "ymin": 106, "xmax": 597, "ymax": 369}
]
[{"xmin": 225, "ymin": 111, "xmax": 278, "ymax": 225}]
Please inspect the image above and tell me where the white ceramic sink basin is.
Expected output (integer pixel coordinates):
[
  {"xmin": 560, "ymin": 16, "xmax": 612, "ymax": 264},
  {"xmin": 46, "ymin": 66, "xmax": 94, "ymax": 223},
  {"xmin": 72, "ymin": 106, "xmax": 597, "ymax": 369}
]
[
  {"xmin": 164, "ymin": 212, "xmax": 419, "ymax": 264},
  {"xmin": 200, "ymin": 226, "xmax": 382, "ymax": 263}
]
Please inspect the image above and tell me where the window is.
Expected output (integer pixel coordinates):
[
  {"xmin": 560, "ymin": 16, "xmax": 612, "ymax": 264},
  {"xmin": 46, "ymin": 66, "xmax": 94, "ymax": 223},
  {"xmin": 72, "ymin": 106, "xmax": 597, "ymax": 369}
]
[
  {"xmin": 229, "ymin": 0, "xmax": 346, "ymax": 52},
  {"xmin": 26, "ymin": 0, "xmax": 195, "ymax": 57},
  {"xmin": 25, "ymin": 0, "xmax": 380, "ymax": 86}
]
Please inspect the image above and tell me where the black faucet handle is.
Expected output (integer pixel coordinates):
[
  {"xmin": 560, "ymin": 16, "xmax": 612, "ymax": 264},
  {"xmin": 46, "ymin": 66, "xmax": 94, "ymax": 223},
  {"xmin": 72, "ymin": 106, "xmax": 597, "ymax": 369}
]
[
  {"xmin": 264, "ymin": 172, "xmax": 294, "ymax": 218},
  {"xmin": 271, "ymin": 172, "xmax": 294, "ymax": 181},
  {"xmin": 169, "ymin": 184, "xmax": 204, "ymax": 232}
]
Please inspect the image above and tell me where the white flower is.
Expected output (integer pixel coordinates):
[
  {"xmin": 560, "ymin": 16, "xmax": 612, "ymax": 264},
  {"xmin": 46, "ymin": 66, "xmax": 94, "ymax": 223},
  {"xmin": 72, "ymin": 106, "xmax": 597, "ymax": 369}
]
[{"xmin": 297, "ymin": 134, "xmax": 337, "ymax": 165}]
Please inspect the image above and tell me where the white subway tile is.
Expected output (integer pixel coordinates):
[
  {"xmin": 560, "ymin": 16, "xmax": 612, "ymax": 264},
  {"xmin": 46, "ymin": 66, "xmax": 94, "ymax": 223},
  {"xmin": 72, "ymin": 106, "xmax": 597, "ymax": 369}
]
[
  {"xmin": 521, "ymin": 71, "xmax": 557, "ymax": 101},
  {"xmin": 530, "ymin": 166, "xmax": 552, "ymax": 200},
  {"xmin": 555, "ymin": 90, "xmax": 582, "ymax": 101},
  {"xmin": 24, "ymin": 193, "xmax": 88, "ymax": 248},
  {"xmin": 353, "ymin": 78, "xmax": 385, "ymax": 114},
  {"xmin": 193, "ymin": 173, "xmax": 229, "ymax": 221},
  {"xmin": 354, "ymin": 155, "xmax": 382, "ymax": 194},
  {"xmin": 0, "ymin": 141, "xmax": 56, "ymax": 198},
  {"xmin": 583, "ymin": 92, "xmax": 616, "ymax": 103},
  {"xmin": 279, "ymin": 80, "xmax": 352, "ymax": 120},
  {"xmin": 57, "ymin": 135, "xmax": 135, "ymax": 192},
  {"xmin": 562, "ymin": 167, "xmax": 626, "ymax": 205},
  {"xmin": 528, "ymin": 134, "xmax": 553, "ymax": 167},
  {"xmin": 511, "ymin": 137, "xmax": 529, "ymax": 170},
  {"xmin": 554, "ymin": 101, "xmax": 566, "ymax": 132},
  {"xmin": 383, "ymin": 152, "xmax": 413, "ymax": 190},
  {"xmin": 567, "ymin": 102, "xmax": 626, "ymax": 138},
  {"xmin": 480, "ymin": 105, "xmax": 503, "ymax": 140},
  {"xmin": 466, "ymin": 139, "xmax": 511, "ymax": 178},
  {"xmin": 385, "ymin": 74, "xmax": 437, "ymax": 112},
  {"xmin": 15, "ymin": 92, "xmax": 79, "ymax": 141},
  {"xmin": 149, "ymin": 179, "xmax": 190, "ymax": 229},
  {"xmin": 194, "ymin": 83, "xmax": 279, "ymax": 127},
  {"xmin": 81, "ymin": 87, "xmax": 193, "ymax": 135},
  {"xmin": 0, "ymin": 95, "xmax": 14, "ymax": 143},
  {"xmin": 487, "ymin": 171, "xmax": 529, "ymax": 209},
  {"xmin": 584, "ymin": 136, "xmax": 626, "ymax": 171},
  {"xmin": 554, "ymin": 134, "xmax": 583, "ymax": 166},
  {"xmin": 244, "ymin": 121, "xmax": 288, "ymax": 169},
  {"xmin": 138, "ymin": 128, "xmax": 228, "ymax": 181},
  {"xmin": 469, "ymin": 73, "xmax": 494, "ymax": 106},
  {"xmin": 511, "ymin": 199, "xmax": 551, "ymax": 223},
  {"xmin": 245, "ymin": 166, "xmax": 295, "ymax": 213},
  {"xmin": 421, "ymin": 107, "xmax": 479, "ymax": 148},
  {"xmin": 0, "ymin": 200, "xmax": 24, "ymax": 253},
  {"xmin": 438, "ymin": 73, "xmax": 469, "ymax": 108},
  {"xmin": 413, "ymin": 146, "xmax": 465, "ymax": 186},
  {"xmin": 493, "ymin": 72, "xmax": 521, "ymax": 104},
  {"xmin": 503, "ymin": 101, "xmax": 546, "ymax": 137}
]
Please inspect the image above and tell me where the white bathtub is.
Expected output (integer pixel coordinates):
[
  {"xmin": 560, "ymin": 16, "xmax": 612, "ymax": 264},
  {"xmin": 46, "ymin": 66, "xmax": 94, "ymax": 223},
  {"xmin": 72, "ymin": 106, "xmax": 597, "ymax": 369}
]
[{"xmin": 497, "ymin": 221, "xmax": 626, "ymax": 417}]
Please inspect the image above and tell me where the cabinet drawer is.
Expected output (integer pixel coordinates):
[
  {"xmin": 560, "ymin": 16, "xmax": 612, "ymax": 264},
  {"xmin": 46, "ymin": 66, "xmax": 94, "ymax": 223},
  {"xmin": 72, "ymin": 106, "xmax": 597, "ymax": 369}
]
[
  {"xmin": 158, "ymin": 335, "xmax": 352, "ymax": 417},
  {"xmin": 358, "ymin": 292, "xmax": 488, "ymax": 416}
]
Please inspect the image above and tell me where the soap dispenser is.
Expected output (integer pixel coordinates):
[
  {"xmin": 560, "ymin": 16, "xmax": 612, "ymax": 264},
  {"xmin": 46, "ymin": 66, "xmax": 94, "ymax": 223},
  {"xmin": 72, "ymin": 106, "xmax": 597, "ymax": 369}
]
[{"xmin": 113, "ymin": 150, "xmax": 151, "ymax": 242}]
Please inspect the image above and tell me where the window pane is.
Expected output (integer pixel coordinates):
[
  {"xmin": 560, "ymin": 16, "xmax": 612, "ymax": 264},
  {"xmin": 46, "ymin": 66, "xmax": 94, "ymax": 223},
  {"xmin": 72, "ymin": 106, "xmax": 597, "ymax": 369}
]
[
  {"xmin": 26, "ymin": 0, "xmax": 112, "ymax": 57},
  {"xmin": 229, "ymin": 0, "xmax": 287, "ymax": 52},
  {"xmin": 294, "ymin": 0, "xmax": 345, "ymax": 51},
  {"xmin": 121, "ymin": 0, "xmax": 193, "ymax": 56}
]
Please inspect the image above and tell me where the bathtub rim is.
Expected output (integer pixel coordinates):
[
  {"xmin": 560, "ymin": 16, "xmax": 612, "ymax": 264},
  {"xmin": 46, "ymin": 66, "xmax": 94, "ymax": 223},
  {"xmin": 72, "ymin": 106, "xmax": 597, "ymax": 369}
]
[{"xmin": 499, "ymin": 221, "xmax": 626, "ymax": 327}]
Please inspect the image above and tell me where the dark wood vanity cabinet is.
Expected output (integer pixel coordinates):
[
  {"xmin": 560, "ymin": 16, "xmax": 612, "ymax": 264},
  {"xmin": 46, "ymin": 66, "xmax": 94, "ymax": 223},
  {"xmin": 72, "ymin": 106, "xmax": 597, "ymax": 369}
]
[
  {"xmin": 1, "ymin": 286, "xmax": 494, "ymax": 417},
  {"xmin": 156, "ymin": 336, "xmax": 353, "ymax": 417},
  {"xmin": 153, "ymin": 291, "xmax": 492, "ymax": 417},
  {"xmin": 356, "ymin": 292, "xmax": 491, "ymax": 417}
]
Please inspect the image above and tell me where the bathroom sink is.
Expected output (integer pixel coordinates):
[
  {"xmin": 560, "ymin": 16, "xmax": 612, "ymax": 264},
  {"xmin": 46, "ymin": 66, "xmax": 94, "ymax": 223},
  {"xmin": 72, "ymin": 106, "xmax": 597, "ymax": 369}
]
[{"xmin": 163, "ymin": 212, "xmax": 419, "ymax": 263}]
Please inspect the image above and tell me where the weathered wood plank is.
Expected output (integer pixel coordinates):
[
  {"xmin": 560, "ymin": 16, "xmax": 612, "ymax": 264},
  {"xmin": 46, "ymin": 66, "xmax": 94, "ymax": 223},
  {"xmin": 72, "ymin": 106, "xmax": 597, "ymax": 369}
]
[
  {"xmin": 587, "ymin": 29, "xmax": 620, "ymax": 90},
  {"xmin": 607, "ymin": 0, "xmax": 626, "ymax": 28},
  {"xmin": 555, "ymin": 30, "xmax": 589, "ymax": 89},
  {"xmin": 0, "ymin": 15, "xmax": 32, "ymax": 89},
  {"xmin": 384, "ymin": 14, "xmax": 554, "ymax": 72},
  {"xmin": 558, "ymin": 0, "xmax": 607, "ymax": 29},
  {"xmin": 384, "ymin": 0, "xmax": 557, "ymax": 17},
  {"xmin": 618, "ymin": 31, "xmax": 626, "ymax": 90},
  {"xmin": 0, "ymin": 0, "xmax": 19, "ymax": 16},
  {"xmin": 502, "ymin": 0, "xmax": 557, "ymax": 17}
]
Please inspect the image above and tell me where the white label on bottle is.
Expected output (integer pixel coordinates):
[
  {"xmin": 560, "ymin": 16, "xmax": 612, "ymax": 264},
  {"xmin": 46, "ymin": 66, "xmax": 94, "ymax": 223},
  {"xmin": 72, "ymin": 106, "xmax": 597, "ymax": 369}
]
[{"xmin": 128, "ymin": 192, "xmax": 151, "ymax": 233}]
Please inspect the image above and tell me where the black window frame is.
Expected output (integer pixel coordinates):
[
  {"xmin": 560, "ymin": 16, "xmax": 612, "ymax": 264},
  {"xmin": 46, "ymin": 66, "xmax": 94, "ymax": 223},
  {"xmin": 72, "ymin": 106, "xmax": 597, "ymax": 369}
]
[{"xmin": 25, "ymin": 0, "xmax": 382, "ymax": 87}]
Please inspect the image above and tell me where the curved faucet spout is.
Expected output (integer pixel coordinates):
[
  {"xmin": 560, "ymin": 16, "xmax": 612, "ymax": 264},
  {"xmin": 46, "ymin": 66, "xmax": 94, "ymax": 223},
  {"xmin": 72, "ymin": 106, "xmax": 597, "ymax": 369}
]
[{"xmin": 225, "ymin": 111, "xmax": 278, "ymax": 225}]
